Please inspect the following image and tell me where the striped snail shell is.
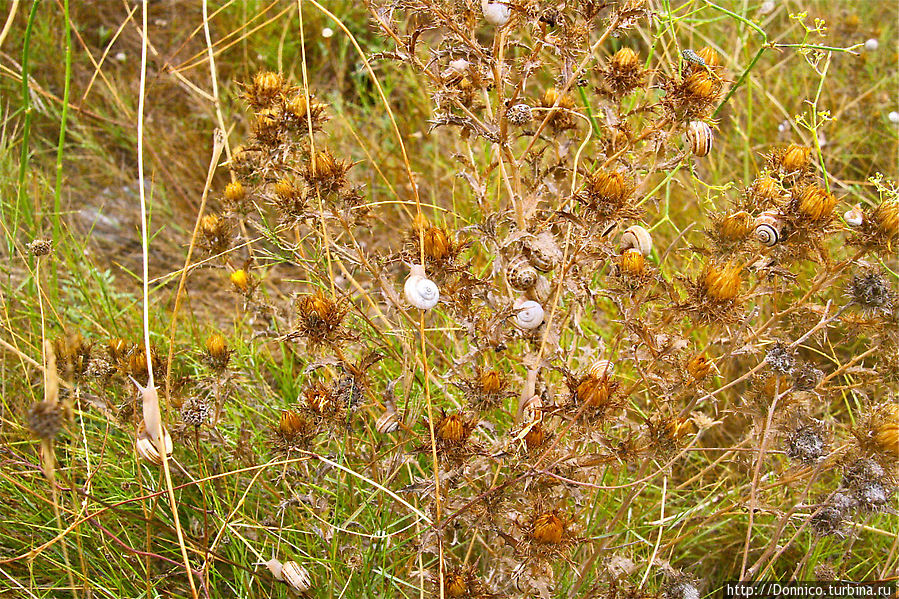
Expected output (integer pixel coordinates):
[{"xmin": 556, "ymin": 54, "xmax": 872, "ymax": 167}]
[
  {"xmin": 376, "ymin": 404, "xmax": 399, "ymax": 434},
  {"xmin": 753, "ymin": 212, "xmax": 783, "ymax": 247},
  {"xmin": 507, "ymin": 256, "xmax": 538, "ymax": 291},
  {"xmin": 620, "ymin": 225, "xmax": 653, "ymax": 256},
  {"xmin": 843, "ymin": 205, "xmax": 864, "ymax": 227},
  {"xmin": 404, "ymin": 264, "xmax": 439, "ymax": 310},
  {"xmin": 685, "ymin": 121, "xmax": 713, "ymax": 157},
  {"xmin": 135, "ymin": 421, "xmax": 173, "ymax": 465},
  {"xmin": 513, "ymin": 298, "xmax": 544, "ymax": 330},
  {"xmin": 588, "ymin": 359, "xmax": 614, "ymax": 379},
  {"xmin": 279, "ymin": 561, "xmax": 313, "ymax": 592}
]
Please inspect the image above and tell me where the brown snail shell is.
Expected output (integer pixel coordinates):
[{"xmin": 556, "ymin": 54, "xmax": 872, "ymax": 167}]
[
  {"xmin": 507, "ymin": 256, "xmax": 538, "ymax": 291},
  {"xmin": 135, "ymin": 421, "xmax": 173, "ymax": 465},
  {"xmin": 588, "ymin": 359, "xmax": 614, "ymax": 378}
]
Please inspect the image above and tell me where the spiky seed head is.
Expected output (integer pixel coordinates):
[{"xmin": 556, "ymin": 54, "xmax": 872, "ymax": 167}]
[
  {"xmin": 683, "ymin": 72, "xmax": 717, "ymax": 101},
  {"xmin": 618, "ymin": 248, "xmax": 646, "ymax": 276},
  {"xmin": 719, "ymin": 211, "xmax": 753, "ymax": 240},
  {"xmin": 872, "ymin": 403, "xmax": 898, "ymax": 456},
  {"xmin": 531, "ymin": 512, "xmax": 565, "ymax": 544},
  {"xmin": 422, "ymin": 227, "xmax": 451, "ymax": 262},
  {"xmin": 480, "ymin": 370, "xmax": 502, "ymax": 394},
  {"xmin": 796, "ymin": 186, "xmax": 838, "ymax": 221},
  {"xmin": 524, "ymin": 422, "xmax": 547, "ymax": 450},
  {"xmin": 437, "ymin": 413, "xmax": 468, "ymax": 443},
  {"xmin": 687, "ymin": 353, "xmax": 714, "ymax": 380},
  {"xmin": 695, "ymin": 46, "xmax": 720, "ymax": 68},
  {"xmin": 278, "ymin": 410, "xmax": 307, "ymax": 439},
  {"xmin": 870, "ymin": 199, "xmax": 899, "ymax": 239},
  {"xmin": 230, "ymin": 269, "xmax": 250, "ymax": 293},
  {"xmin": 26, "ymin": 239, "xmax": 52, "ymax": 256},
  {"xmin": 611, "ymin": 47, "xmax": 639, "ymax": 71},
  {"xmin": 541, "ymin": 87, "xmax": 574, "ymax": 109},
  {"xmin": 224, "ymin": 181, "xmax": 246, "ymax": 204},
  {"xmin": 781, "ymin": 143, "xmax": 811, "ymax": 172},
  {"xmin": 752, "ymin": 175, "xmax": 782, "ymax": 202},
  {"xmin": 577, "ymin": 375, "xmax": 614, "ymax": 409},
  {"xmin": 27, "ymin": 400, "xmax": 63, "ymax": 440},
  {"xmin": 445, "ymin": 572, "xmax": 468, "ymax": 597},
  {"xmin": 204, "ymin": 333, "xmax": 230, "ymax": 369},
  {"xmin": 701, "ymin": 263, "xmax": 742, "ymax": 301}
]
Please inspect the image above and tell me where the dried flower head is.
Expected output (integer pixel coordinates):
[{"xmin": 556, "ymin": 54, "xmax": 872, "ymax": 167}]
[
  {"xmin": 54, "ymin": 333, "xmax": 91, "ymax": 380},
  {"xmin": 686, "ymin": 353, "xmax": 714, "ymax": 380},
  {"xmin": 303, "ymin": 148, "xmax": 351, "ymax": 194},
  {"xmin": 786, "ymin": 423, "xmax": 827, "ymax": 464},
  {"xmin": 539, "ymin": 87, "xmax": 576, "ymax": 131},
  {"xmin": 204, "ymin": 333, "xmax": 231, "ymax": 370},
  {"xmin": 223, "ymin": 180, "xmax": 247, "ymax": 211},
  {"xmin": 793, "ymin": 186, "xmax": 838, "ymax": 222},
  {"xmin": 294, "ymin": 292, "xmax": 349, "ymax": 347},
  {"xmin": 27, "ymin": 400, "xmax": 63, "ymax": 440},
  {"xmin": 180, "ymin": 396, "xmax": 210, "ymax": 427},
  {"xmin": 26, "ymin": 239, "xmax": 52, "ymax": 257},
  {"xmin": 602, "ymin": 47, "xmax": 646, "ymax": 96},
  {"xmin": 847, "ymin": 271, "xmax": 895, "ymax": 315},
  {"xmin": 273, "ymin": 410, "xmax": 317, "ymax": 453},
  {"xmin": 244, "ymin": 70, "xmax": 286, "ymax": 109},
  {"xmin": 701, "ymin": 262, "xmax": 742, "ymax": 302},
  {"xmin": 199, "ymin": 214, "xmax": 232, "ymax": 255}
]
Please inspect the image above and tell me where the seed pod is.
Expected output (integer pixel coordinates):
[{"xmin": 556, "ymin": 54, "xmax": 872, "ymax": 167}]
[
  {"xmin": 685, "ymin": 121, "xmax": 713, "ymax": 156},
  {"xmin": 480, "ymin": 370, "xmax": 502, "ymax": 394},
  {"xmin": 702, "ymin": 263, "xmax": 742, "ymax": 301},
  {"xmin": 524, "ymin": 421, "xmax": 547, "ymax": 450},
  {"xmin": 280, "ymin": 561, "xmax": 312, "ymax": 592},
  {"xmin": 611, "ymin": 47, "xmax": 639, "ymax": 71},
  {"xmin": 224, "ymin": 181, "xmax": 246, "ymax": 204},
  {"xmin": 683, "ymin": 72, "xmax": 717, "ymax": 101},
  {"xmin": 618, "ymin": 248, "xmax": 645, "ymax": 276},
  {"xmin": 753, "ymin": 212, "xmax": 784, "ymax": 246},
  {"xmin": 507, "ymin": 256, "xmax": 538, "ymax": 291},
  {"xmin": 577, "ymin": 375, "xmax": 614, "ymax": 408},
  {"xmin": 230, "ymin": 269, "xmax": 251, "ymax": 293},
  {"xmin": 422, "ymin": 227, "xmax": 451, "ymax": 262},
  {"xmin": 437, "ymin": 413, "xmax": 469, "ymax": 442},
  {"xmin": 686, "ymin": 354, "xmax": 714, "ymax": 380},
  {"xmin": 404, "ymin": 265, "xmax": 440, "ymax": 310},
  {"xmin": 719, "ymin": 211, "xmax": 753, "ymax": 240},
  {"xmin": 872, "ymin": 404, "xmax": 898, "ymax": 457},
  {"xmin": 752, "ymin": 175, "xmax": 782, "ymax": 202},
  {"xmin": 781, "ymin": 143, "xmax": 811, "ymax": 172},
  {"xmin": 27, "ymin": 400, "xmax": 63, "ymax": 440},
  {"xmin": 513, "ymin": 299, "xmax": 544, "ymax": 330},
  {"xmin": 135, "ymin": 421, "xmax": 173, "ymax": 465},
  {"xmin": 620, "ymin": 225, "xmax": 653, "ymax": 256},
  {"xmin": 795, "ymin": 186, "xmax": 837, "ymax": 221},
  {"xmin": 531, "ymin": 512, "xmax": 565, "ymax": 544},
  {"xmin": 869, "ymin": 199, "xmax": 899, "ymax": 239}
]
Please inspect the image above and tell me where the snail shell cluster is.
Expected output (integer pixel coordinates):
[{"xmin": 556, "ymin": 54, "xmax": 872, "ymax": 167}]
[
  {"xmin": 685, "ymin": 120, "xmax": 714, "ymax": 157},
  {"xmin": 620, "ymin": 225, "xmax": 653, "ymax": 256},
  {"xmin": 753, "ymin": 212, "xmax": 784, "ymax": 247},
  {"xmin": 481, "ymin": 0, "xmax": 511, "ymax": 26},
  {"xmin": 135, "ymin": 421, "xmax": 173, "ymax": 465},
  {"xmin": 513, "ymin": 298, "xmax": 545, "ymax": 330},
  {"xmin": 507, "ymin": 256, "xmax": 539, "ymax": 291},
  {"xmin": 404, "ymin": 264, "xmax": 439, "ymax": 310}
]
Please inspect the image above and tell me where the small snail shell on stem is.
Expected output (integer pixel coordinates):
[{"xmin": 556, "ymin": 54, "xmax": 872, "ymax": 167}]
[
  {"xmin": 844, "ymin": 205, "xmax": 864, "ymax": 227},
  {"xmin": 685, "ymin": 121, "xmax": 714, "ymax": 157},
  {"xmin": 753, "ymin": 212, "xmax": 783, "ymax": 247},
  {"xmin": 620, "ymin": 225, "xmax": 653, "ymax": 256},
  {"xmin": 135, "ymin": 420, "xmax": 173, "ymax": 465},
  {"xmin": 404, "ymin": 264, "xmax": 439, "ymax": 310},
  {"xmin": 513, "ymin": 298, "xmax": 544, "ymax": 330},
  {"xmin": 507, "ymin": 256, "xmax": 538, "ymax": 291},
  {"xmin": 481, "ymin": 0, "xmax": 511, "ymax": 26}
]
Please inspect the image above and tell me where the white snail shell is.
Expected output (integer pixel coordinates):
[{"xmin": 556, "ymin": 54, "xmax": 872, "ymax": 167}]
[
  {"xmin": 620, "ymin": 225, "xmax": 653, "ymax": 256},
  {"xmin": 685, "ymin": 121, "xmax": 714, "ymax": 157},
  {"xmin": 279, "ymin": 561, "xmax": 313, "ymax": 592},
  {"xmin": 753, "ymin": 212, "xmax": 783, "ymax": 247},
  {"xmin": 507, "ymin": 256, "xmax": 538, "ymax": 291},
  {"xmin": 513, "ymin": 298, "xmax": 545, "ymax": 330},
  {"xmin": 481, "ymin": 0, "xmax": 511, "ymax": 26},
  {"xmin": 524, "ymin": 231, "xmax": 562, "ymax": 272},
  {"xmin": 135, "ymin": 421, "xmax": 173, "ymax": 465},
  {"xmin": 588, "ymin": 359, "xmax": 615, "ymax": 378},
  {"xmin": 843, "ymin": 205, "xmax": 864, "ymax": 227},
  {"xmin": 404, "ymin": 265, "xmax": 439, "ymax": 310}
]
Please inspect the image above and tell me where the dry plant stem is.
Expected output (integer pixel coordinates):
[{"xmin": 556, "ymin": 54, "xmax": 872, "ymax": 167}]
[
  {"xmin": 164, "ymin": 131, "xmax": 225, "ymax": 402},
  {"xmin": 0, "ymin": 0, "xmax": 19, "ymax": 51},
  {"xmin": 740, "ymin": 392, "xmax": 782, "ymax": 579},
  {"xmin": 135, "ymin": 3, "xmax": 198, "ymax": 597}
]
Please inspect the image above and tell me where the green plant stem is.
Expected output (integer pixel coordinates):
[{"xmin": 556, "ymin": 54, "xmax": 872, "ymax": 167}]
[
  {"xmin": 13, "ymin": 1, "xmax": 40, "ymax": 248},
  {"xmin": 53, "ymin": 0, "xmax": 73, "ymax": 243}
]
